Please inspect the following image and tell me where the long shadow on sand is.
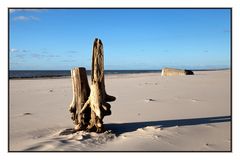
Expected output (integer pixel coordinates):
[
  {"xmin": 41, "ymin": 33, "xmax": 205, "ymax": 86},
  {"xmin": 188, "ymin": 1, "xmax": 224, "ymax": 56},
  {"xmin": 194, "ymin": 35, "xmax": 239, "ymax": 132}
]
[{"xmin": 105, "ymin": 115, "xmax": 231, "ymax": 135}]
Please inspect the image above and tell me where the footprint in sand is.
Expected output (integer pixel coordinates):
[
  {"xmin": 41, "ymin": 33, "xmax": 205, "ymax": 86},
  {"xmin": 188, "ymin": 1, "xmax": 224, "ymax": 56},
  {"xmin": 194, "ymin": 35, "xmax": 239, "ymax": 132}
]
[
  {"xmin": 144, "ymin": 98, "xmax": 156, "ymax": 103},
  {"xmin": 59, "ymin": 128, "xmax": 76, "ymax": 136},
  {"xmin": 153, "ymin": 134, "xmax": 174, "ymax": 145},
  {"xmin": 23, "ymin": 112, "xmax": 32, "ymax": 116},
  {"xmin": 191, "ymin": 99, "xmax": 200, "ymax": 102},
  {"xmin": 174, "ymin": 97, "xmax": 201, "ymax": 103},
  {"xmin": 205, "ymin": 143, "xmax": 215, "ymax": 148},
  {"xmin": 205, "ymin": 124, "xmax": 216, "ymax": 128}
]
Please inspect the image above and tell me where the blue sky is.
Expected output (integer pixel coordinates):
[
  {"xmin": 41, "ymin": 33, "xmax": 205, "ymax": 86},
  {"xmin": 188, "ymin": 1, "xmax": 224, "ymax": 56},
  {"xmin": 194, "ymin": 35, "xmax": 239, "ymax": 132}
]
[{"xmin": 9, "ymin": 9, "xmax": 231, "ymax": 70}]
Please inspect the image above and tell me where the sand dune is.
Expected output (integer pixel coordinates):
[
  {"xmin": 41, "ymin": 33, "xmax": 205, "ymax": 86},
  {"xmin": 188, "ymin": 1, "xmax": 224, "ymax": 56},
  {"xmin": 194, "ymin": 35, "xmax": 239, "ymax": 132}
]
[{"xmin": 9, "ymin": 70, "xmax": 231, "ymax": 151}]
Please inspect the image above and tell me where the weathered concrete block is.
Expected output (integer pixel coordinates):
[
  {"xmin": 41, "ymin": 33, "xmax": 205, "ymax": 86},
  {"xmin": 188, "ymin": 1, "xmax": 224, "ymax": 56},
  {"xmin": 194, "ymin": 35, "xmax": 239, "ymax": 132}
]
[{"xmin": 161, "ymin": 68, "xmax": 194, "ymax": 76}]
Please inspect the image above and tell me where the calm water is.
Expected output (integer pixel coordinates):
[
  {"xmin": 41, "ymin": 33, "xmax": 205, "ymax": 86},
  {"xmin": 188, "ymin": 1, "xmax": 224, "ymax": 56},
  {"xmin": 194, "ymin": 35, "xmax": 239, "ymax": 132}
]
[{"xmin": 9, "ymin": 70, "xmax": 161, "ymax": 79}]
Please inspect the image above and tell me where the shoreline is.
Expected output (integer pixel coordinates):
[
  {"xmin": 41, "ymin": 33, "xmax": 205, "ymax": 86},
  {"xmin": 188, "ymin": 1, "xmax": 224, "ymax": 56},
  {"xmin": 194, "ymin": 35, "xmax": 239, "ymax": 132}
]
[{"xmin": 9, "ymin": 69, "xmax": 230, "ymax": 80}]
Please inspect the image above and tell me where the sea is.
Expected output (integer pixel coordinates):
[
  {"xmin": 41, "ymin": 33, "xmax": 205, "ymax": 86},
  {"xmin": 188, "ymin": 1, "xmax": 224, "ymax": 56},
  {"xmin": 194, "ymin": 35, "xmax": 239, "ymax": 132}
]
[{"xmin": 9, "ymin": 70, "xmax": 161, "ymax": 79}]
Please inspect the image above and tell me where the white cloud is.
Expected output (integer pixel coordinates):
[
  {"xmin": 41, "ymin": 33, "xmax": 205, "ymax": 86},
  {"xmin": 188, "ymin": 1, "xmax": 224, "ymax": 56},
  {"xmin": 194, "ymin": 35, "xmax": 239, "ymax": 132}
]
[
  {"xmin": 10, "ymin": 48, "xmax": 19, "ymax": 53},
  {"xmin": 22, "ymin": 49, "xmax": 29, "ymax": 53},
  {"xmin": 13, "ymin": 16, "xmax": 39, "ymax": 21},
  {"xmin": 10, "ymin": 9, "xmax": 47, "ymax": 14},
  {"xmin": 10, "ymin": 48, "xmax": 30, "ymax": 53},
  {"xmin": 13, "ymin": 16, "xmax": 29, "ymax": 21},
  {"xmin": 30, "ymin": 16, "xmax": 39, "ymax": 21}
]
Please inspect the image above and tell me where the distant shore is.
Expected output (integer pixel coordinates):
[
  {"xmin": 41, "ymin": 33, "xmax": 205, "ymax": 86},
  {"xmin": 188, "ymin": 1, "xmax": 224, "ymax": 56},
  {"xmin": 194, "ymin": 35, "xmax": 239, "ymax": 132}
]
[{"xmin": 9, "ymin": 69, "xmax": 230, "ymax": 79}]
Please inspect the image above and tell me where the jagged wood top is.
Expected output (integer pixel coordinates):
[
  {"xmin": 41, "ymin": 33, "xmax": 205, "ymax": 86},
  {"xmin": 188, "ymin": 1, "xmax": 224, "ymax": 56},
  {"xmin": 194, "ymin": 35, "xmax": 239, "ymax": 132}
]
[{"xmin": 91, "ymin": 38, "xmax": 104, "ymax": 83}]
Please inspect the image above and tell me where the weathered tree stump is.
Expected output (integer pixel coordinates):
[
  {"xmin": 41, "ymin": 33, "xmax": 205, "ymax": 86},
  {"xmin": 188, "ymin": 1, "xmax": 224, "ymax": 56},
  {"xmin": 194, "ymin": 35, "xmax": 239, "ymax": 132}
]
[
  {"xmin": 69, "ymin": 67, "xmax": 91, "ymax": 131},
  {"xmin": 69, "ymin": 38, "xmax": 116, "ymax": 133},
  {"xmin": 80, "ymin": 38, "xmax": 116, "ymax": 133}
]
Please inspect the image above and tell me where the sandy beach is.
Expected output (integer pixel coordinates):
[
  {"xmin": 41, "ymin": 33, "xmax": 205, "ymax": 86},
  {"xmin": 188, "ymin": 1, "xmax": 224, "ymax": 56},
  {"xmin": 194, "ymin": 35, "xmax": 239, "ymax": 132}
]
[{"xmin": 9, "ymin": 70, "xmax": 231, "ymax": 151}]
